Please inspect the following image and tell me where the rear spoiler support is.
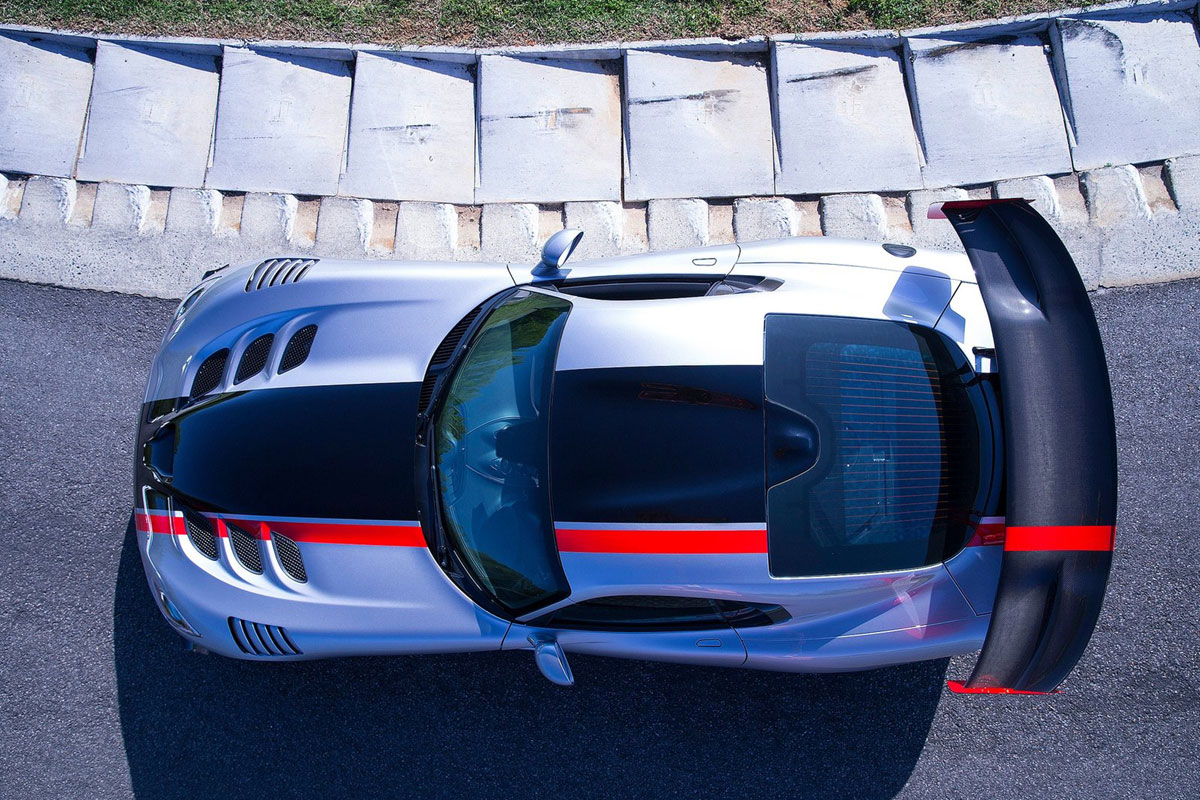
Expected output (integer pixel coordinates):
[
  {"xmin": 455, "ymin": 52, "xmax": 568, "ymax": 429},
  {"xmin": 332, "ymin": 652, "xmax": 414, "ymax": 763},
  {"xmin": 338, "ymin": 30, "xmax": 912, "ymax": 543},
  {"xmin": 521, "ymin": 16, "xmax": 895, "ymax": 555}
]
[{"xmin": 933, "ymin": 199, "xmax": 1118, "ymax": 694}]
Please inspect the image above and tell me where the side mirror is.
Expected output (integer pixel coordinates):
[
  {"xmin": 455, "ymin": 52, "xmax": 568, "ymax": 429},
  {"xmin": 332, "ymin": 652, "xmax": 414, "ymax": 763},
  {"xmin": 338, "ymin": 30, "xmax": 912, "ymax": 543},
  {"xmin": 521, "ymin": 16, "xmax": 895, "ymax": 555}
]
[
  {"xmin": 533, "ymin": 228, "xmax": 584, "ymax": 278},
  {"xmin": 529, "ymin": 634, "xmax": 575, "ymax": 686}
]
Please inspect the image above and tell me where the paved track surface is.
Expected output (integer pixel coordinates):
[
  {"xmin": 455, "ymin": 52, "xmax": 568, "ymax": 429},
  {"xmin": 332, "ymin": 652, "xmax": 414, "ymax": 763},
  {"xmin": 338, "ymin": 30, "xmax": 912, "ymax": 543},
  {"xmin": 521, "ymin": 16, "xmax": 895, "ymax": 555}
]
[{"xmin": 0, "ymin": 276, "xmax": 1197, "ymax": 799}]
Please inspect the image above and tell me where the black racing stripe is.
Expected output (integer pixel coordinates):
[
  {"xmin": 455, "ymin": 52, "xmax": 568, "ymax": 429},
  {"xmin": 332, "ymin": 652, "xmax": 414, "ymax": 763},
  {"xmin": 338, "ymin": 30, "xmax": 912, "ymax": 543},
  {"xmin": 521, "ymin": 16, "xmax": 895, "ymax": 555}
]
[
  {"xmin": 139, "ymin": 383, "xmax": 420, "ymax": 520},
  {"xmin": 550, "ymin": 366, "xmax": 765, "ymax": 524}
]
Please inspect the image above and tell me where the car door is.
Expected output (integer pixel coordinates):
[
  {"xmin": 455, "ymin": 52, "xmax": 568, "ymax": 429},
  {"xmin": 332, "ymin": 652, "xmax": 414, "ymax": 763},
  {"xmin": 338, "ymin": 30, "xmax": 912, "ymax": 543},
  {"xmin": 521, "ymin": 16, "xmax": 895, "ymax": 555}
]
[{"xmin": 503, "ymin": 595, "xmax": 750, "ymax": 667}]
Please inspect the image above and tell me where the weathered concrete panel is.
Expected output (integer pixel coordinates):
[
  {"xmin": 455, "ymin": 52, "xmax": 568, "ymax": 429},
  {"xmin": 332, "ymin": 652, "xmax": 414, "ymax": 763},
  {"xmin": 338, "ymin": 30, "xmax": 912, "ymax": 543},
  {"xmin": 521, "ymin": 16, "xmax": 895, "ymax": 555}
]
[
  {"xmin": 625, "ymin": 50, "xmax": 774, "ymax": 201},
  {"xmin": 339, "ymin": 52, "xmax": 475, "ymax": 204},
  {"xmin": 907, "ymin": 35, "xmax": 1073, "ymax": 188},
  {"xmin": 476, "ymin": 56, "xmax": 621, "ymax": 203},
  {"xmin": 75, "ymin": 42, "xmax": 219, "ymax": 188},
  {"xmin": 1054, "ymin": 14, "xmax": 1200, "ymax": 171},
  {"xmin": 0, "ymin": 34, "xmax": 92, "ymax": 177},
  {"xmin": 206, "ymin": 48, "xmax": 351, "ymax": 196},
  {"xmin": 774, "ymin": 42, "xmax": 921, "ymax": 194}
]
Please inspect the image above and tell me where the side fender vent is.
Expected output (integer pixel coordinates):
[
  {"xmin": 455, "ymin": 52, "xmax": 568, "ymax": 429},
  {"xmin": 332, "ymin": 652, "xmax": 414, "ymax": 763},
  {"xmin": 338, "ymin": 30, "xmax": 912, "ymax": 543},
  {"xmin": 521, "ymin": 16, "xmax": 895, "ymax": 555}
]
[
  {"xmin": 180, "ymin": 507, "xmax": 218, "ymax": 560},
  {"xmin": 227, "ymin": 522, "xmax": 264, "ymax": 574},
  {"xmin": 190, "ymin": 349, "xmax": 229, "ymax": 399},
  {"xmin": 234, "ymin": 333, "xmax": 275, "ymax": 384},
  {"xmin": 272, "ymin": 532, "xmax": 308, "ymax": 583},
  {"xmin": 228, "ymin": 618, "xmax": 302, "ymax": 656},
  {"xmin": 279, "ymin": 325, "xmax": 317, "ymax": 373},
  {"xmin": 244, "ymin": 258, "xmax": 319, "ymax": 292}
]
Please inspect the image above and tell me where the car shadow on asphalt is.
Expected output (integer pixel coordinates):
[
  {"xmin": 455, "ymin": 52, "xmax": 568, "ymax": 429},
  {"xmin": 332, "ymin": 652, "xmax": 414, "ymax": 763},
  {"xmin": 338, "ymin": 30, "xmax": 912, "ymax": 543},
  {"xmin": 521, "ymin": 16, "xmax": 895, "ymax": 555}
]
[{"xmin": 114, "ymin": 520, "xmax": 947, "ymax": 800}]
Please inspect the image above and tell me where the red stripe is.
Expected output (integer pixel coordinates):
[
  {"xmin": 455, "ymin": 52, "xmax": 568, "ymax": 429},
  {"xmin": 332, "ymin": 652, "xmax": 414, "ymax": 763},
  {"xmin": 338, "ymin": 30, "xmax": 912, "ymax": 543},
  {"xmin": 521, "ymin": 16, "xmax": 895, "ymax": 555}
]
[
  {"xmin": 1004, "ymin": 525, "xmax": 1115, "ymax": 552},
  {"xmin": 135, "ymin": 510, "xmax": 424, "ymax": 547},
  {"xmin": 556, "ymin": 527, "xmax": 768, "ymax": 554},
  {"xmin": 255, "ymin": 519, "xmax": 424, "ymax": 547},
  {"xmin": 946, "ymin": 680, "xmax": 1053, "ymax": 695}
]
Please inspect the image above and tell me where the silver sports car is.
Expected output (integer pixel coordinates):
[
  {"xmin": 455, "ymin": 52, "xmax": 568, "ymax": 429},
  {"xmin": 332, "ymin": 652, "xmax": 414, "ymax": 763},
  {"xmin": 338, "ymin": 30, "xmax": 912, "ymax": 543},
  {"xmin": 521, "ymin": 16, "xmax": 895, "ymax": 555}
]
[{"xmin": 134, "ymin": 200, "xmax": 1117, "ymax": 694}]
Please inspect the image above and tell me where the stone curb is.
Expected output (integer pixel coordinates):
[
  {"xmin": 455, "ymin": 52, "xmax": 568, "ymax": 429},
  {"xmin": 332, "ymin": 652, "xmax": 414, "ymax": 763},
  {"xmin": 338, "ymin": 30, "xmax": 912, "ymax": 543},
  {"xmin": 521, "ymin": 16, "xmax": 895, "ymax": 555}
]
[{"xmin": 2, "ymin": 158, "xmax": 1198, "ymax": 299}]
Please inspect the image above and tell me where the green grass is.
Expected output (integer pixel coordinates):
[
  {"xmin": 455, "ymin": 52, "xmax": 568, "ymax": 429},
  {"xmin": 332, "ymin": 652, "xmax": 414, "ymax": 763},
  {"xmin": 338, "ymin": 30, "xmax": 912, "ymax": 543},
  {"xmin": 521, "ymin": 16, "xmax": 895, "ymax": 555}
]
[{"xmin": 0, "ymin": 0, "xmax": 1098, "ymax": 45}]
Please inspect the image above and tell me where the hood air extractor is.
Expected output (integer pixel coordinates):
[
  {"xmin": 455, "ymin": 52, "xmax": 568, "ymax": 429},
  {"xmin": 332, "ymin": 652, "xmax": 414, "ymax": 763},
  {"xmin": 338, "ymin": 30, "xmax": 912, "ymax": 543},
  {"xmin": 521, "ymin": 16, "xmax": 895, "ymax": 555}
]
[{"xmin": 245, "ymin": 258, "xmax": 318, "ymax": 292}]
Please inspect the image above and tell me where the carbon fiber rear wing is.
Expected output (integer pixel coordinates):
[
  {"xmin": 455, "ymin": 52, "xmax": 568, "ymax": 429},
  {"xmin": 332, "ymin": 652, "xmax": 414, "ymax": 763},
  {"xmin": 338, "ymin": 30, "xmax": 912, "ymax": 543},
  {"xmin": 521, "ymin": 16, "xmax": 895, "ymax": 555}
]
[{"xmin": 932, "ymin": 199, "xmax": 1118, "ymax": 694}]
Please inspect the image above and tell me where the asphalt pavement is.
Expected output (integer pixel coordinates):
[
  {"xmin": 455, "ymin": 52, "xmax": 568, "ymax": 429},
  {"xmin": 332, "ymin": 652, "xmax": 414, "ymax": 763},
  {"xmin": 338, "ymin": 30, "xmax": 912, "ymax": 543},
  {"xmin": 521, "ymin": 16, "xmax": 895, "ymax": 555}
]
[{"xmin": 0, "ymin": 275, "xmax": 1197, "ymax": 799}]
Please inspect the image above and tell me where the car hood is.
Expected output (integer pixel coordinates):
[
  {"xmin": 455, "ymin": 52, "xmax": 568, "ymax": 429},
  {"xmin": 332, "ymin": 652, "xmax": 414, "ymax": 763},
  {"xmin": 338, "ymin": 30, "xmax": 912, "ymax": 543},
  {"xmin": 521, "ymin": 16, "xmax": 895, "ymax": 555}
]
[{"xmin": 140, "ymin": 381, "xmax": 422, "ymax": 521}]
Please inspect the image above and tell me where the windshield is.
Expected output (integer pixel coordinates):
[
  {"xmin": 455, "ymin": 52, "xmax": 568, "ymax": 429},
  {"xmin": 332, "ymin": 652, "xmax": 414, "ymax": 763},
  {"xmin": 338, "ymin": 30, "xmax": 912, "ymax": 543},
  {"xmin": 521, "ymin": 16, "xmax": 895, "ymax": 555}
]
[{"xmin": 432, "ymin": 291, "xmax": 572, "ymax": 613}]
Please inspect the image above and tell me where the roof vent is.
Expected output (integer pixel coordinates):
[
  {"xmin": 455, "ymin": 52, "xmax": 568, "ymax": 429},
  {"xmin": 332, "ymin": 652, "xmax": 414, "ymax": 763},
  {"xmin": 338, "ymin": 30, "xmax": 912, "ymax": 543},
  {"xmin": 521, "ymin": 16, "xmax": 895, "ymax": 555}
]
[
  {"xmin": 190, "ymin": 349, "xmax": 229, "ymax": 399},
  {"xmin": 228, "ymin": 618, "xmax": 302, "ymax": 656},
  {"xmin": 245, "ymin": 258, "xmax": 318, "ymax": 292},
  {"xmin": 234, "ymin": 333, "xmax": 275, "ymax": 384},
  {"xmin": 279, "ymin": 325, "xmax": 317, "ymax": 373}
]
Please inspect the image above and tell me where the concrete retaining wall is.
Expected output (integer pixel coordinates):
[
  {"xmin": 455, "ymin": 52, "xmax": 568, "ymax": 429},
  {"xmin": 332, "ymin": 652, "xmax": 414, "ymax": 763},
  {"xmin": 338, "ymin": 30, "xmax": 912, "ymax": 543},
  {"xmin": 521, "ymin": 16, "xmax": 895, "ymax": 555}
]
[{"xmin": 2, "ymin": 1, "xmax": 1199, "ymax": 298}]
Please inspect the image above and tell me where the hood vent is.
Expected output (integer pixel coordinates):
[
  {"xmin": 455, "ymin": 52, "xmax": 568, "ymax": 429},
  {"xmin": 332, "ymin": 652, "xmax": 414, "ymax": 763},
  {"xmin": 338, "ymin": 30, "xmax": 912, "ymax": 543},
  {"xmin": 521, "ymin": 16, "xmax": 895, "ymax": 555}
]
[
  {"xmin": 190, "ymin": 349, "xmax": 229, "ymax": 399},
  {"xmin": 272, "ymin": 532, "xmax": 308, "ymax": 583},
  {"xmin": 180, "ymin": 507, "xmax": 219, "ymax": 560},
  {"xmin": 279, "ymin": 325, "xmax": 317, "ymax": 373},
  {"xmin": 227, "ymin": 522, "xmax": 264, "ymax": 574},
  {"xmin": 228, "ymin": 617, "xmax": 302, "ymax": 656},
  {"xmin": 245, "ymin": 258, "xmax": 318, "ymax": 292},
  {"xmin": 234, "ymin": 333, "xmax": 275, "ymax": 384}
]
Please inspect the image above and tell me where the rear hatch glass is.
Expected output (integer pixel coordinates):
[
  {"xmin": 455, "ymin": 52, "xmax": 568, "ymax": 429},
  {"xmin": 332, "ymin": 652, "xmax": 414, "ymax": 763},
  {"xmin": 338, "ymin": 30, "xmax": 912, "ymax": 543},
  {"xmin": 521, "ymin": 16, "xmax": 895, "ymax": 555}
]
[{"xmin": 764, "ymin": 315, "xmax": 988, "ymax": 577}]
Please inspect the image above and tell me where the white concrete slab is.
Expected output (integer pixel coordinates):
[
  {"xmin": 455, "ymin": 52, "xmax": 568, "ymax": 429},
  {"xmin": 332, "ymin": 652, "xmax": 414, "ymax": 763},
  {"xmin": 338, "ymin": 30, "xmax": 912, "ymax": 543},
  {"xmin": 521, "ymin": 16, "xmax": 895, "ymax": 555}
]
[
  {"xmin": 75, "ymin": 42, "xmax": 218, "ymax": 188},
  {"xmin": 0, "ymin": 34, "xmax": 93, "ymax": 177},
  {"xmin": 906, "ymin": 35, "xmax": 1073, "ymax": 188},
  {"xmin": 1054, "ymin": 14, "xmax": 1200, "ymax": 171},
  {"xmin": 339, "ymin": 53, "xmax": 475, "ymax": 204},
  {"xmin": 625, "ymin": 50, "xmax": 774, "ymax": 201},
  {"xmin": 205, "ymin": 47, "xmax": 351, "ymax": 196},
  {"xmin": 476, "ymin": 56, "xmax": 621, "ymax": 203},
  {"xmin": 773, "ymin": 42, "xmax": 921, "ymax": 194}
]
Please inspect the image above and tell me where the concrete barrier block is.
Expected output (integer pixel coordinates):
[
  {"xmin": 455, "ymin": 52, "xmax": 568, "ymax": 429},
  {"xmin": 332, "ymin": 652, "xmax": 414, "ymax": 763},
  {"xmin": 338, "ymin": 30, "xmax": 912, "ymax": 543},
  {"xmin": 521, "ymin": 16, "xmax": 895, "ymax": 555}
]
[
  {"xmin": 1097, "ymin": 210, "xmax": 1200, "ymax": 287},
  {"xmin": 0, "ymin": 174, "xmax": 22, "ymax": 219},
  {"xmin": 993, "ymin": 175, "xmax": 1062, "ymax": 219},
  {"xmin": 481, "ymin": 203, "xmax": 539, "ymax": 262},
  {"xmin": 339, "ymin": 52, "xmax": 475, "ymax": 204},
  {"xmin": 477, "ymin": 56, "xmax": 622, "ymax": 203},
  {"xmin": 625, "ymin": 50, "xmax": 774, "ymax": 201},
  {"xmin": 907, "ymin": 187, "xmax": 967, "ymax": 250},
  {"xmin": 773, "ymin": 42, "xmax": 921, "ymax": 194},
  {"xmin": 395, "ymin": 202, "xmax": 458, "ymax": 260},
  {"xmin": 1054, "ymin": 14, "xmax": 1200, "ymax": 171},
  {"xmin": 564, "ymin": 201, "xmax": 623, "ymax": 259},
  {"xmin": 316, "ymin": 196, "xmax": 371, "ymax": 254},
  {"xmin": 647, "ymin": 198, "xmax": 708, "ymax": 250},
  {"xmin": 733, "ymin": 197, "xmax": 799, "ymax": 241},
  {"xmin": 240, "ymin": 192, "xmax": 293, "ymax": 249},
  {"xmin": 206, "ymin": 47, "xmax": 352, "ymax": 196},
  {"xmin": 92, "ymin": 182, "xmax": 152, "ymax": 232},
  {"xmin": 17, "ymin": 175, "xmax": 74, "ymax": 226},
  {"xmin": 1081, "ymin": 165, "xmax": 1150, "ymax": 226},
  {"xmin": 819, "ymin": 194, "xmax": 888, "ymax": 240},
  {"xmin": 0, "ymin": 34, "xmax": 93, "ymax": 177},
  {"xmin": 75, "ymin": 42, "xmax": 219, "ymax": 188},
  {"xmin": 166, "ymin": 188, "xmax": 221, "ymax": 234},
  {"xmin": 907, "ymin": 35, "xmax": 1073, "ymax": 188},
  {"xmin": 1165, "ymin": 156, "xmax": 1200, "ymax": 212}
]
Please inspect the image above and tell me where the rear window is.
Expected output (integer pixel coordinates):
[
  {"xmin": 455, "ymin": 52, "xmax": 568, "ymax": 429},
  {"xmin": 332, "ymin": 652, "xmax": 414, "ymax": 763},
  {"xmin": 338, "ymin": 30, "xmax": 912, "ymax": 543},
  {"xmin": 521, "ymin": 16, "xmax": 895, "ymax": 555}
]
[{"xmin": 764, "ymin": 315, "xmax": 987, "ymax": 577}]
